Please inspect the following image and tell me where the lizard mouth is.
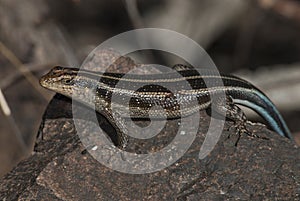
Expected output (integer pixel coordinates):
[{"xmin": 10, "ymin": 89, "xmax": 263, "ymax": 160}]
[{"xmin": 39, "ymin": 74, "xmax": 51, "ymax": 88}]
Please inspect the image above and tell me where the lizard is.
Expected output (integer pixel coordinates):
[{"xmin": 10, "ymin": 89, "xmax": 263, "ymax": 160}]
[{"xmin": 39, "ymin": 64, "xmax": 293, "ymax": 148}]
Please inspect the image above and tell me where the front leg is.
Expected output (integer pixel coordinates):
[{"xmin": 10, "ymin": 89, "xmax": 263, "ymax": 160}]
[{"xmin": 100, "ymin": 108, "xmax": 129, "ymax": 149}]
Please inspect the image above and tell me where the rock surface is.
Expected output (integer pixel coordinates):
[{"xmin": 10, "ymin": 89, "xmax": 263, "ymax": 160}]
[{"xmin": 0, "ymin": 93, "xmax": 299, "ymax": 200}]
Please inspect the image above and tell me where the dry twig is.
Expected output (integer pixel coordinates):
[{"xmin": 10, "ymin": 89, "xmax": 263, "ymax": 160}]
[{"xmin": 0, "ymin": 41, "xmax": 49, "ymax": 100}]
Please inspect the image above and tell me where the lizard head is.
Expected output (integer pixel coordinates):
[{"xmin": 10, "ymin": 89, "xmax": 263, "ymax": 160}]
[
  {"xmin": 40, "ymin": 66, "xmax": 100, "ymax": 105},
  {"xmin": 40, "ymin": 66, "xmax": 78, "ymax": 96}
]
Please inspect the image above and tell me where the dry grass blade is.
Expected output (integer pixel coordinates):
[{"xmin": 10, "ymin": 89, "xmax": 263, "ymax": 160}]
[
  {"xmin": 124, "ymin": 0, "xmax": 144, "ymax": 29},
  {"xmin": 0, "ymin": 89, "xmax": 10, "ymax": 116},
  {"xmin": 0, "ymin": 89, "xmax": 27, "ymax": 151},
  {"xmin": 0, "ymin": 41, "xmax": 49, "ymax": 100},
  {"xmin": 0, "ymin": 63, "xmax": 53, "ymax": 90}
]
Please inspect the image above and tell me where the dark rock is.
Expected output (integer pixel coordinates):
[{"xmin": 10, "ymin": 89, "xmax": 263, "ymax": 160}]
[{"xmin": 0, "ymin": 93, "xmax": 299, "ymax": 200}]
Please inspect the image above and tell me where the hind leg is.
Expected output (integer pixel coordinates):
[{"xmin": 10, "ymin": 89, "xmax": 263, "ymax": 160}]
[{"xmin": 212, "ymin": 96, "xmax": 261, "ymax": 140}]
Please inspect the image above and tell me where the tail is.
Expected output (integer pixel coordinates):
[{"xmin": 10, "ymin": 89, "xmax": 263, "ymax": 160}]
[{"xmin": 232, "ymin": 89, "xmax": 293, "ymax": 140}]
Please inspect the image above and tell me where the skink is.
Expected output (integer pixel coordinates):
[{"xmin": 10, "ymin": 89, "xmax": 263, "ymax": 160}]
[{"xmin": 40, "ymin": 65, "xmax": 293, "ymax": 148}]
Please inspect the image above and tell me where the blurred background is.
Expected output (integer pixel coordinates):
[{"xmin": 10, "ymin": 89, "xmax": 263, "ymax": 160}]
[{"xmin": 0, "ymin": 0, "xmax": 300, "ymax": 177}]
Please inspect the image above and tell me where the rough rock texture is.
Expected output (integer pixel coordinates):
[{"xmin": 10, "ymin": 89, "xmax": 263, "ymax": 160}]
[{"xmin": 0, "ymin": 93, "xmax": 299, "ymax": 200}]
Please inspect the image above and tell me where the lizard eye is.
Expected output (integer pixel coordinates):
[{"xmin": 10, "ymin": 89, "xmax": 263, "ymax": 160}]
[{"xmin": 63, "ymin": 78, "xmax": 74, "ymax": 85}]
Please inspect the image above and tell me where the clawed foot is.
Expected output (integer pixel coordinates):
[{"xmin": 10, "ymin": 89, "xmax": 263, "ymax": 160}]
[
  {"xmin": 227, "ymin": 120, "xmax": 268, "ymax": 146},
  {"xmin": 100, "ymin": 144, "xmax": 127, "ymax": 161},
  {"xmin": 81, "ymin": 143, "xmax": 127, "ymax": 162}
]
